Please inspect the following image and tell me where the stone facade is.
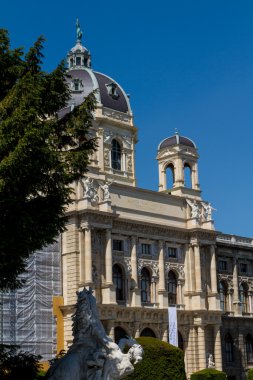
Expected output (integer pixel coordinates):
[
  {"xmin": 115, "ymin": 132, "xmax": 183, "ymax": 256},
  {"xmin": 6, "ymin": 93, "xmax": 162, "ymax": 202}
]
[{"xmin": 59, "ymin": 33, "xmax": 253, "ymax": 380}]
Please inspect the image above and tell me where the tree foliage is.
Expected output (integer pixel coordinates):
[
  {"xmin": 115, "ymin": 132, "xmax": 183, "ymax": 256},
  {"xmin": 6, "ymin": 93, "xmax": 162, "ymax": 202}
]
[
  {"xmin": 0, "ymin": 344, "xmax": 42, "ymax": 379},
  {"xmin": 125, "ymin": 337, "xmax": 186, "ymax": 380},
  {"xmin": 248, "ymin": 368, "xmax": 253, "ymax": 380},
  {"xmin": 0, "ymin": 29, "xmax": 97, "ymax": 290}
]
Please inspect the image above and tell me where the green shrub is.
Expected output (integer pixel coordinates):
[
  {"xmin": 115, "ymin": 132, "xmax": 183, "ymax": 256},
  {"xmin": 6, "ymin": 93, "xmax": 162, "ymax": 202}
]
[
  {"xmin": 248, "ymin": 368, "xmax": 253, "ymax": 380},
  {"xmin": 190, "ymin": 368, "xmax": 227, "ymax": 380},
  {"xmin": 125, "ymin": 337, "xmax": 186, "ymax": 380}
]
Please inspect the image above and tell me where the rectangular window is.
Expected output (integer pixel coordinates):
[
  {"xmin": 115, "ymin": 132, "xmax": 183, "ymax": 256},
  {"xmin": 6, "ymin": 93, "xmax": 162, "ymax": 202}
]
[
  {"xmin": 240, "ymin": 263, "xmax": 247, "ymax": 274},
  {"xmin": 219, "ymin": 260, "xmax": 227, "ymax": 271},
  {"xmin": 168, "ymin": 247, "xmax": 177, "ymax": 258},
  {"xmin": 141, "ymin": 243, "xmax": 151, "ymax": 255},
  {"xmin": 113, "ymin": 239, "xmax": 123, "ymax": 251}
]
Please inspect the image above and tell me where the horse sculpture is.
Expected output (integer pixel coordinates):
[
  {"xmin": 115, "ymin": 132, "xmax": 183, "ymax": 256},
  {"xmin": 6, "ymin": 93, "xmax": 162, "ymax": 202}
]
[{"xmin": 46, "ymin": 288, "xmax": 134, "ymax": 380}]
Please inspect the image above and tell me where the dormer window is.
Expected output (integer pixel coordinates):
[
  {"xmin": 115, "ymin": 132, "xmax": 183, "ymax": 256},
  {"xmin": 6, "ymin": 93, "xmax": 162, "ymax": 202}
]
[
  {"xmin": 106, "ymin": 82, "xmax": 119, "ymax": 99},
  {"xmin": 76, "ymin": 57, "xmax": 81, "ymax": 66},
  {"xmin": 71, "ymin": 79, "xmax": 83, "ymax": 92}
]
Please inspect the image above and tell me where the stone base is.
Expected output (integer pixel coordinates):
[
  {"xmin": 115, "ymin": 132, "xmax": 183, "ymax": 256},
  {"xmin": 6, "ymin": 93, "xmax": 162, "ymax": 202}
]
[
  {"xmin": 131, "ymin": 288, "xmax": 141, "ymax": 307},
  {"xmin": 99, "ymin": 200, "xmax": 112, "ymax": 212},
  {"xmin": 102, "ymin": 283, "xmax": 117, "ymax": 304}
]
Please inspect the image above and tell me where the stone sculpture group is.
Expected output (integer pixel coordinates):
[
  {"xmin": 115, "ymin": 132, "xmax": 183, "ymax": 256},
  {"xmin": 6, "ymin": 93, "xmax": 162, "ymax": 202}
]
[{"xmin": 46, "ymin": 288, "xmax": 142, "ymax": 380}]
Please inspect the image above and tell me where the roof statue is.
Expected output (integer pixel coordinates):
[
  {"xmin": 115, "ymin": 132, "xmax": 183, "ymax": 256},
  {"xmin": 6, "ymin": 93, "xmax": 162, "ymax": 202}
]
[{"xmin": 76, "ymin": 18, "xmax": 83, "ymax": 42}]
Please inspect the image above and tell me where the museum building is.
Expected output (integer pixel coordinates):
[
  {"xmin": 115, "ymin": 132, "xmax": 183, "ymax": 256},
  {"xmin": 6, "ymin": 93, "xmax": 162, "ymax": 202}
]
[
  {"xmin": 2, "ymin": 28, "xmax": 253, "ymax": 380},
  {"xmin": 54, "ymin": 30, "xmax": 253, "ymax": 380}
]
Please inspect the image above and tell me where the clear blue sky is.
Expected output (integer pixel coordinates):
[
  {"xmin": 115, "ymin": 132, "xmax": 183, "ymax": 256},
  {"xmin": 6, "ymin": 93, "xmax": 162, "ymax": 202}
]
[{"xmin": 1, "ymin": 1, "xmax": 253, "ymax": 237}]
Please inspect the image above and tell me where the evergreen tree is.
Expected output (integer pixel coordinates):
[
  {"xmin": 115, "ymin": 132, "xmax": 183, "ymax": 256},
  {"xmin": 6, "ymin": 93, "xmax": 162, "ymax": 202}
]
[{"xmin": 0, "ymin": 29, "xmax": 97, "ymax": 290}]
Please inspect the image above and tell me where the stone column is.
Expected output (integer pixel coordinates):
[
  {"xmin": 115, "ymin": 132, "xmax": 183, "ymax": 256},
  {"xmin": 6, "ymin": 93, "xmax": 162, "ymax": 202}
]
[
  {"xmin": 232, "ymin": 257, "xmax": 241, "ymax": 315},
  {"xmin": 197, "ymin": 326, "xmax": 206, "ymax": 370},
  {"xmin": 177, "ymin": 280, "xmax": 183, "ymax": 306},
  {"xmin": 79, "ymin": 228, "xmax": 85, "ymax": 286},
  {"xmin": 105, "ymin": 229, "xmax": 113, "ymax": 285},
  {"xmin": 158, "ymin": 241, "xmax": 165, "ymax": 291},
  {"xmin": 193, "ymin": 162, "xmax": 200, "ymax": 190},
  {"xmin": 210, "ymin": 245, "xmax": 217, "ymax": 293},
  {"xmin": 130, "ymin": 237, "xmax": 141, "ymax": 307},
  {"xmin": 214, "ymin": 325, "xmax": 222, "ymax": 371},
  {"xmin": 176, "ymin": 158, "xmax": 183, "ymax": 186},
  {"xmin": 84, "ymin": 227, "xmax": 92, "ymax": 285},
  {"xmin": 194, "ymin": 244, "xmax": 202, "ymax": 292}
]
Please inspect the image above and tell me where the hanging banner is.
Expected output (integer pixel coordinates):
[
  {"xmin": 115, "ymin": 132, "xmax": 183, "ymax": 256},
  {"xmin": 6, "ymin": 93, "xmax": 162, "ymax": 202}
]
[{"xmin": 168, "ymin": 306, "xmax": 178, "ymax": 346}]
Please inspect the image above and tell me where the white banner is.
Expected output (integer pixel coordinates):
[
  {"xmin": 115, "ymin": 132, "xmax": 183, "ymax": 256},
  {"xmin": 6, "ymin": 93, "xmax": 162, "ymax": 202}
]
[{"xmin": 168, "ymin": 306, "xmax": 178, "ymax": 347}]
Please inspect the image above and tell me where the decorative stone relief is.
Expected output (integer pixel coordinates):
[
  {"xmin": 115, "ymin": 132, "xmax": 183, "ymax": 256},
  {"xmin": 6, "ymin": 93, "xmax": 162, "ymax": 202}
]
[
  {"xmin": 138, "ymin": 259, "xmax": 159, "ymax": 277},
  {"xmin": 127, "ymin": 155, "xmax": 133, "ymax": 172},
  {"xmin": 104, "ymin": 148, "xmax": 110, "ymax": 167},
  {"xmin": 124, "ymin": 257, "xmax": 132, "ymax": 276},
  {"xmin": 186, "ymin": 199, "xmax": 201, "ymax": 220},
  {"xmin": 103, "ymin": 109, "xmax": 131, "ymax": 123},
  {"xmin": 165, "ymin": 263, "xmax": 185, "ymax": 279}
]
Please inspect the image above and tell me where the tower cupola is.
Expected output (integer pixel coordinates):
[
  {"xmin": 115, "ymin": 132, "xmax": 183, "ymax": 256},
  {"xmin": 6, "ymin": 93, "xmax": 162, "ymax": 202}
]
[
  {"xmin": 67, "ymin": 19, "xmax": 91, "ymax": 70},
  {"xmin": 157, "ymin": 131, "xmax": 201, "ymax": 199}
]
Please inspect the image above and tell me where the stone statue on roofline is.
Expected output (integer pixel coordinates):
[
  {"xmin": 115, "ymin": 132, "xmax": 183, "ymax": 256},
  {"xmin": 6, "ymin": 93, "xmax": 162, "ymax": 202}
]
[{"xmin": 76, "ymin": 18, "xmax": 83, "ymax": 42}]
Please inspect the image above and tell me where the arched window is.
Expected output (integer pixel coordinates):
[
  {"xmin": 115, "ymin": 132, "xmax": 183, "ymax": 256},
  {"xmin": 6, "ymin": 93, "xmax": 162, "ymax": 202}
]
[
  {"xmin": 114, "ymin": 326, "xmax": 127, "ymax": 344},
  {"xmin": 140, "ymin": 327, "xmax": 156, "ymax": 338},
  {"xmin": 168, "ymin": 271, "xmax": 177, "ymax": 305},
  {"xmin": 246, "ymin": 334, "xmax": 253, "ymax": 363},
  {"xmin": 111, "ymin": 139, "xmax": 121, "ymax": 170},
  {"xmin": 219, "ymin": 281, "xmax": 228, "ymax": 312},
  {"xmin": 141, "ymin": 267, "xmax": 151, "ymax": 303},
  {"xmin": 184, "ymin": 163, "xmax": 192, "ymax": 188},
  {"xmin": 239, "ymin": 283, "xmax": 249, "ymax": 313},
  {"xmin": 113, "ymin": 264, "xmax": 125, "ymax": 301},
  {"xmin": 166, "ymin": 163, "xmax": 175, "ymax": 189},
  {"xmin": 225, "ymin": 333, "xmax": 234, "ymax": 363}
]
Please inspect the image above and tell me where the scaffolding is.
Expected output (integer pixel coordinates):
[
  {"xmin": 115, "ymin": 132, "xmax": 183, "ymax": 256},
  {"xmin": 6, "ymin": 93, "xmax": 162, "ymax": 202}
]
[{"xmin": 0, "ymin": 240, "xmax": 61, "ymax": 361}]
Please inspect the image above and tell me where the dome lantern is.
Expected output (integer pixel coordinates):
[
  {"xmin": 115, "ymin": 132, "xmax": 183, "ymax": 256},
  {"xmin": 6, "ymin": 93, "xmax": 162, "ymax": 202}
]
[{"xmin": 157, "ymin": 132, "xmax": 201, "ymax": 199}]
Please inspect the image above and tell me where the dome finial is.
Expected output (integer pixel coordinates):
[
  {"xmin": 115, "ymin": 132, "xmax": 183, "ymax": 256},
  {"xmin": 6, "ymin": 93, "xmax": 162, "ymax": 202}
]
[
  {"xmin": 174, "ymin": 127, "xmax": 179, "ymax": 135},
  {"xmin": 76, "ymin": 18, "xmax": 83, "ymax": 43}
]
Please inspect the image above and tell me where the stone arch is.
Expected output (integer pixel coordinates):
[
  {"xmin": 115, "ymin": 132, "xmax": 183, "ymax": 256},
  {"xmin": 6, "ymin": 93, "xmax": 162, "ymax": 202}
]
[
  {"xmin": 183, "ymin": 161, "xmax": 193, "ymax": 188},
  {"xmin": 114, "ymin": 326, "xmax": 128, "ymax": 344},
  {"xmin": 140, "ymin": 327, "xmax": 156, "ymax": 338},
  {"xmin": 164, "ymin": 162, "xmax": 175, "ymax": 189}
]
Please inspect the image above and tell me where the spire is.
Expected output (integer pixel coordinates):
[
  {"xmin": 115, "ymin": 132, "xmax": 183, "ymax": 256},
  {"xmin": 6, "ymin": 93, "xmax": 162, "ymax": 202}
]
[
  {"xmin": 76, "ymin": 18, "xmax": 83, "ymax": 43},
  {"xmin": 67, "ymin": 20, "xmax": 92, "ymax": 70}
]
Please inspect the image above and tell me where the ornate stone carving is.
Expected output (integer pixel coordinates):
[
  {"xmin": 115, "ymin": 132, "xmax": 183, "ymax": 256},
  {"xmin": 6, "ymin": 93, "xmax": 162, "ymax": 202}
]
[
  {"xmin": 186, "ymin": 199, "xmax": 201, "ymax": 220},
  {"xmin": 103, "ymin": 108, "xmax": 131, "ymax": 123},
  {"xmin": 104, "ymin": 148, "xmax": 110, "ymax": 167},
  {"xmin": 124, "ymin": 257, "xmax": 132, "ymax": 276},
  {"xmin": 138, "ymin": 259, "xmax": 159, "ymax": 277},
  {"xmin": 81, "ymin": 177, "xmax": 99, "ymax": 202},
  {"xmin": 127, "ymin": 155, "xmax": 133, "ymax": 172},
  {"xmin": 165, "ymin": 263, "xmax": 185, "ymax": 279}
]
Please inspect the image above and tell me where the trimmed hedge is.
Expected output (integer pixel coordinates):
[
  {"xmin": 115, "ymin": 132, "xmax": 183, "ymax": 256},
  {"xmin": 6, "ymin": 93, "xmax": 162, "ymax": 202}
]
[
  {"xmin": 248, "ymin": 368, "xmax": 253, "ymax": 380},
  {"xmin": 190, "ymin": 368, "xmax": 227, "ymax": 380},
  {"xmin": 125, "ymin": 337, "xmax": 186, "ymax": 380}
]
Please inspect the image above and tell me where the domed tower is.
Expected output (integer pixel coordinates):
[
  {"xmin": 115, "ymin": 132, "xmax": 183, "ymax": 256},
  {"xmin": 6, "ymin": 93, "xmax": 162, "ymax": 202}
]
[
  {"xmin": 157, "ymin": 132, "xmax": 201, "ymax": 199},
  {"xmin": 61, "ymin": 21, "xmax": 137, "ymax": 187}
]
